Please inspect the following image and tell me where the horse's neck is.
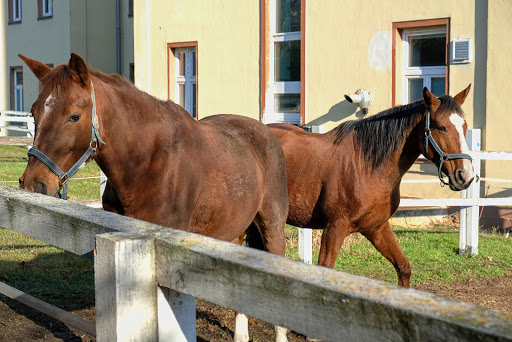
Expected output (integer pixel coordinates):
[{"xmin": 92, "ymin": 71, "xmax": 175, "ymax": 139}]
[
  {"xmin": 92, "ymin": 79, "xmax": 197, "ymax": 198},
  {"xmin": 375, "ymin": 113, "xmax": 425, "ymax": 186},
  {"xmin": 394, "ymin": 115, "xmax": 425, "ymax": 179}
]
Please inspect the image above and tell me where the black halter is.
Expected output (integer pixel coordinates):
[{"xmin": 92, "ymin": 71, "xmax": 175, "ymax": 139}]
[
  {"xmin": 27, "ymin": 81, "xmax": 107, "ymax": 200},
  {"xmin": 423, "ymin": 111, "xmax": 472, "ymax": 187}
]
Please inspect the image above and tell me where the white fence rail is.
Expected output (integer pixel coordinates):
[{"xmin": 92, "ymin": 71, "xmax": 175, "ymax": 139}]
[
  {"xmin": 299, "ymin": 129, "xmax": 512, "ymax": 263},
  {"xmin": 0, "ymin": 110, "xmax": 34, "ymax": 137},
  {"xmin": 1, "ymin": 185, "xmax": 511, "ymax": 341}
]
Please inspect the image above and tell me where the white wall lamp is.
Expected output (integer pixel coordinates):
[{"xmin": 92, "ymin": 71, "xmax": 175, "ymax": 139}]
[{"xmin": 344, "ymin": 89, "xmax": 372, "ymax": 115}]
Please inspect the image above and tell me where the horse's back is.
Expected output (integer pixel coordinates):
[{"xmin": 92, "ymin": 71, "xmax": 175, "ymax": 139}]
[{"xmin": 268, "ymin": 123, "xmax": 335, "ymax": 228}]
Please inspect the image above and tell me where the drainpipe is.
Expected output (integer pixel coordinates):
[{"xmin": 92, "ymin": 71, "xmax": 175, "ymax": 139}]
[{"xmin": 116, "ymin": 0, "xmax": 121, "ymax": 74}]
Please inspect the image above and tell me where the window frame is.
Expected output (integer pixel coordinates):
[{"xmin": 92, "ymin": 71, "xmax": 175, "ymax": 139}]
[
  {"xmin": 167, "ymin": 42, "xmax": 198, "ymax": 119},
  {"xmin": 38, "ymin": 0, "xmax": 53, "ymax": 19},
  {"xmin": 10, "ymin": 67, "xmax": 24, "ymax": 111},
  {"xmin": 391, "ymin": 18, "xmax": 450, "ymax": 106},
  {"xmin": 261, "ymin": 0, "xmax": 305, "ymax": 125},
  {"xmin": 8, "ymin": 0, "xmax": 22, "ymax": 24},
  {"xmin": 402, "ymin": 27, "xmax": 447, "ymax": 103}
]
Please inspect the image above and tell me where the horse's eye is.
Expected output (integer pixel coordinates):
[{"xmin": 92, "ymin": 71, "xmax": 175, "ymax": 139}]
[
  {"xmin": 437, "ymin": 125, "xmax": 447, "ymax": 132},
  {"xmin": 68, "ymin": 114, "xmax": 81, "ymax": 123}
]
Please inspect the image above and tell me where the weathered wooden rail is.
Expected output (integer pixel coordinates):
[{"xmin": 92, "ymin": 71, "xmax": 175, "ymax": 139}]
[{"xmin": 0, "ymin": 185, "xmax": 511, "ymax": 341}]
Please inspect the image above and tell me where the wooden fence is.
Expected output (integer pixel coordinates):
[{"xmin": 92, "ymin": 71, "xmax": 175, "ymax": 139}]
[{"xmin": 0, "ymin": 185, "xmax": 511, "ymax": 341}]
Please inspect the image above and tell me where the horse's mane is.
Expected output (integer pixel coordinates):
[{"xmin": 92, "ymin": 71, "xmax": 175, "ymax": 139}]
[{"xmin": 329, "ymin": 96, "xmax": 463, "ymax": 170}]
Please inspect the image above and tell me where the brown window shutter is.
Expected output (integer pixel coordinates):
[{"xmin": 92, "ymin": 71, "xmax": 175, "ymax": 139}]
[
  {"xmin": 38, "ymin": 0, "xmax": 43, "ymax": 17},
  {"xmin": 8, "ymin": 0, "xmax": 13, "ymax": 22}
]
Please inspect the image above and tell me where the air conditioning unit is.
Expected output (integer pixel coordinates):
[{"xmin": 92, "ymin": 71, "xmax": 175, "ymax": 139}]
[{"xmin": 452, "ymin": 39, "xmax": 471, "ymax": 64}]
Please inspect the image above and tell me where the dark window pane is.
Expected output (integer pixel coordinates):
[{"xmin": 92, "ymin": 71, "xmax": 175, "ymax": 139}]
[
  {"xmin": 408, "ymin": 78, "xmax": 423, "ymax": 103},
  {"xmin": 275, "ymin": 94, "xmax": 300, "ymax": 113},
  {"xmin": 431, "ymin": 77, "xmax": 446, "ymax": 97},
  {"xmin": 409, "ymin": 34, "xmax": 446, "ymax": 67},
  {"xmin": 275, "ymin": 40, "xmax": 300, "ymax": 82},
  {"xmin": 277, "ymin": 0, "xmax": 300, "ymax": 33}
]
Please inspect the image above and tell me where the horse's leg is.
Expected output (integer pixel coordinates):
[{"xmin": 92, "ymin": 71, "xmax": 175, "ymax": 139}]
[
  {"xmin": 360, "ymin": 222, "xmax": 411, "ymax": 287},
  {"xmin": 317, "ymin": 221, "xmax": 349, "ymax": 268},
  {"xmin": 234, "ymin": 313, "xmax": 249, "ymax": 342},
  {"xmin": 251, "ymin": 195, "xmax": 288, "ymax": 342}
]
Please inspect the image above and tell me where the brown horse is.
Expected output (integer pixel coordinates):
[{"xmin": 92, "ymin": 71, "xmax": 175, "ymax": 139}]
[
  {"xmin": 18, "ymin": 53, "xmax": 289, "ymax": 342},
  {"xmin": 269, "ymin": 85, "xmax": 474, "ymax": 287}
]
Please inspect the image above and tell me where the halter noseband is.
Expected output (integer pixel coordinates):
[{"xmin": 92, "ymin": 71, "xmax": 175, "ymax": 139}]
[
  {"xmin": 423, "ymin": 111, "xmax": 472, "ymax": 187},
  {"xmin": 27, "ymin": 81, "xmax": 107, "ymax": 200}
]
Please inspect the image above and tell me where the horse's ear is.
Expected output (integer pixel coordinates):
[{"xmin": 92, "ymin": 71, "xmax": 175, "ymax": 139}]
[
  {"xmin": 68, "ymin": 53, "xmax": 89, "ymax": 86},
  {"xmin": 423, "ymin": 87, "xmax": 441, "ymax": 113},
  {"xmin": 453, "ymin": 84, "xmax": 471, "ymax": 106},
  {"xmin": 18, "ymin": 54, "xmax": 52, "ymax": 80}
]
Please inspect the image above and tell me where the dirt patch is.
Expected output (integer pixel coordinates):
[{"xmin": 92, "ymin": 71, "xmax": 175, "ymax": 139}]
[{"xmin": 1, "ymin": 272, "xmax": 511, "ymax": 342}]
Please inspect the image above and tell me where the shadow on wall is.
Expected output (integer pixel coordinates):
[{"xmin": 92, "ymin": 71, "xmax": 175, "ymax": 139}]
[{"xmin": 305, "ymin": 99, "xmax": 366, "ymax": 129}]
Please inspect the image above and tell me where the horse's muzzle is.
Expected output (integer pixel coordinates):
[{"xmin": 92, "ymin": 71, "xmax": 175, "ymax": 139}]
[
  {"xmin": 449, "ymin": 167, "xmax": 475, "ymax": 191},
  {"xmin": 19, "ymin": 176, "xmax": 60, "ymax": 198}
]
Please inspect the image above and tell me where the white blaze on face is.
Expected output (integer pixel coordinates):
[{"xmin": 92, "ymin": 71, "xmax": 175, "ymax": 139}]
[
  {"xmin": 449, "ymin": 113, "xmax": 474, "ymax": 177},
  {"xmin": 43, "ymin": 93, "xmax": 54, "ymax": 117}
]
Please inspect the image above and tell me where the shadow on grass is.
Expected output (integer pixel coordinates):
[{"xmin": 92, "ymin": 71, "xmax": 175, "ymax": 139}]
[{"xmin": 0, "ymin": 248, "xmax": 95, "ymax": 341}]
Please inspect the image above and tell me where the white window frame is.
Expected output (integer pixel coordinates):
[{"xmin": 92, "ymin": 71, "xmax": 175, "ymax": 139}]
[
  {"xmin": 13, "ymin": 69, "xmax": 23, "ymax": 111},
  {"xmin": 12, "ymin": 0, "xmax": 21, "ymax": 22},
  {"xmin": 175, "ymin": 48, "xmax": 197, "ymax": 118},
  {"xmin": 42, "ymin": 0, "xmax": 53, "ymax": 17},
  {"xmin": 402, "ymin": 27, "xmax": 447, "ymax": 103},
  {"xmin": 265, "ymin": 0, "xmax": 301, "ymax": 125}
]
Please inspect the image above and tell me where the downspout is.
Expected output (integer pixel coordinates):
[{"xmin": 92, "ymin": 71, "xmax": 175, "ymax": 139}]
[{"xmin": 116, "ymin": 0, "xmax": 121, "ymax": 74}]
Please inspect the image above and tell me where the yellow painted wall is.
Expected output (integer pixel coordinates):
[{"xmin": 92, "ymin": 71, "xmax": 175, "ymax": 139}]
[
  {"xmin": 305, "ymin": 0, "xmax": 475, "ymax": 131},
  {"xmin": 134, "ymin": 0, "xmax": 511, "ymax": 199},
  {"xmin": 134, "ymin": 0, "xmax": 261, "ymax": 119},
  {"xmin": 481, "ymin": 0, "xmax": 512, "ymax": 197}
]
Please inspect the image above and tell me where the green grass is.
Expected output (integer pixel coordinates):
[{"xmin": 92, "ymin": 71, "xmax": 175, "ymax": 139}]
[
  {"xmin": 0, "ymin": 145, "xmax": 101, "ymax": 200},
  {"xmin": 0, "ymin": 228, "xmax": 94, "ymax": 310},
  {"xmin": 286, "ymin": 225, "xmax": 512, "ymax": 285}
]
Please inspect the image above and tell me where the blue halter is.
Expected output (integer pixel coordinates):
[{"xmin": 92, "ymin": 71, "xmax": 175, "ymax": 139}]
[
  {"xmin": 423, "ymin": 111, "xmax": 472, "ymax": 187},
  {"xmin": 27, "ymin": 81, "xmax": 106, "ymax": 200}
]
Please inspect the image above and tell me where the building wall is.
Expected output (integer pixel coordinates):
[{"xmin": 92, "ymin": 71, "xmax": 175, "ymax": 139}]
[
  {"xmin": 134, "ymin": 0, "xmax": 261, "ymax": 119},
  {"xmin": 5, "ymin": 1, "xmax": 72, "ymax": 110},
  {"xmin": 133, "ymin": 0, "xmax": 511, "ymax": 199},
  {"xmin": 482, "ymin": 0, "xmax": 512, "ymax": 196}
]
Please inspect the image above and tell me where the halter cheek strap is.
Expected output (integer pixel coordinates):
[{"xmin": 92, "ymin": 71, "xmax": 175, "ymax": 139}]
[
  {"xmin": 423, "ymin": 111, "xmax": 472, "ymax": 186},
  {"xmin": 27, "ymin": 81, "xmax": 107, "ymax": 200}
]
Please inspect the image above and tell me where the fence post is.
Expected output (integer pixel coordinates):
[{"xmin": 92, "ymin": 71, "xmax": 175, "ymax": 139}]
[
  {"xmin": 459, "ymin": 129, "xmax": 481, "ymax": 255},
  {"xmin": 157, "ymin": 286, "xmax": 196, "ymax": 341},
  {"xmin": 298, "ymin": 228, "xmax": 313, "ymax": 264},
  {"xmin": 95, "ymin": 232, "xmax": 158, "ymax": 341}
]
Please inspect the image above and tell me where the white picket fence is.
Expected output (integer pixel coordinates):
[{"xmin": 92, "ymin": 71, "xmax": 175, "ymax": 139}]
[
  {"xmin": 299, "ymin": 129, "xmax": 512, "ymax": 264},
  {"xmin": 0, "ymin": 110, "xmax": 34, "ymax": 137}
]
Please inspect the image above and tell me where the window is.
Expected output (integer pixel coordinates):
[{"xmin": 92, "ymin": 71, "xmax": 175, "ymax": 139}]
[
  {"xmin": 38, "ymin": 0, "xmax": 53, "ymax": 18},
  {"xmin": 392, "ymin": 19, "xmax": 449, "ymax": 105},
  {"xmin": 267, "ymin": 0, "xmax": 301, "ymax": 124},
  {"xmin": 8, "ymin": 0, "xmax": 22, "ymax": 23},
  {"xmin": 128, "ymin": 0, "xmax": 133, "ymax": 17},
  {"xmin": 403, "ymin": 28, "xmax": 446, "ymax": 102},
  {"xmin": 172, "ymin": 46, "xmax": 197, "ymax": 118},
  {"xmin": 10, "ymin": 68, "xmax": 23, "ymax": 111},
  {"xmin": 129, "ymin": 63, "xmax": 135, "ymax": 84}
]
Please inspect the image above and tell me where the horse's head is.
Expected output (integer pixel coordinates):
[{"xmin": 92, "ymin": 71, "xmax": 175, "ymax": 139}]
[
  {"xmin": 422, "ymin": 85, "xmax": 474, "ymax": 191},
  {"xmin": 18, "ymin": 53, "xmax": 97, "ymax": 198}
]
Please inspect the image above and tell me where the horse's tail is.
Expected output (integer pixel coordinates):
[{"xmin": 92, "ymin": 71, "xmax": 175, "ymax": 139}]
[{"xmin": 244, "ymin": 222, "xmax": 265, "ymax": 251}]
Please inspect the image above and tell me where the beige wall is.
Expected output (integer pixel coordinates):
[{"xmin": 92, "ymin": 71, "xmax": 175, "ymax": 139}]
[
  {"xmin": 133, "ymin": 0, "xmax": 511, "ymax": 199},
  {"xmin": 134, "ymin": 0, "xmax": 261, "ymax": 119},
  {"xmin": 2, "ymin": 0, "xmax": 133, "ymax": 113},
  {"xmin": 305, "ymin": 0, "xmax": 476, "ymax": 131},
  {"xmin": 6, "ymin": 1, "xmax": 72, "ymax": 111}
]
